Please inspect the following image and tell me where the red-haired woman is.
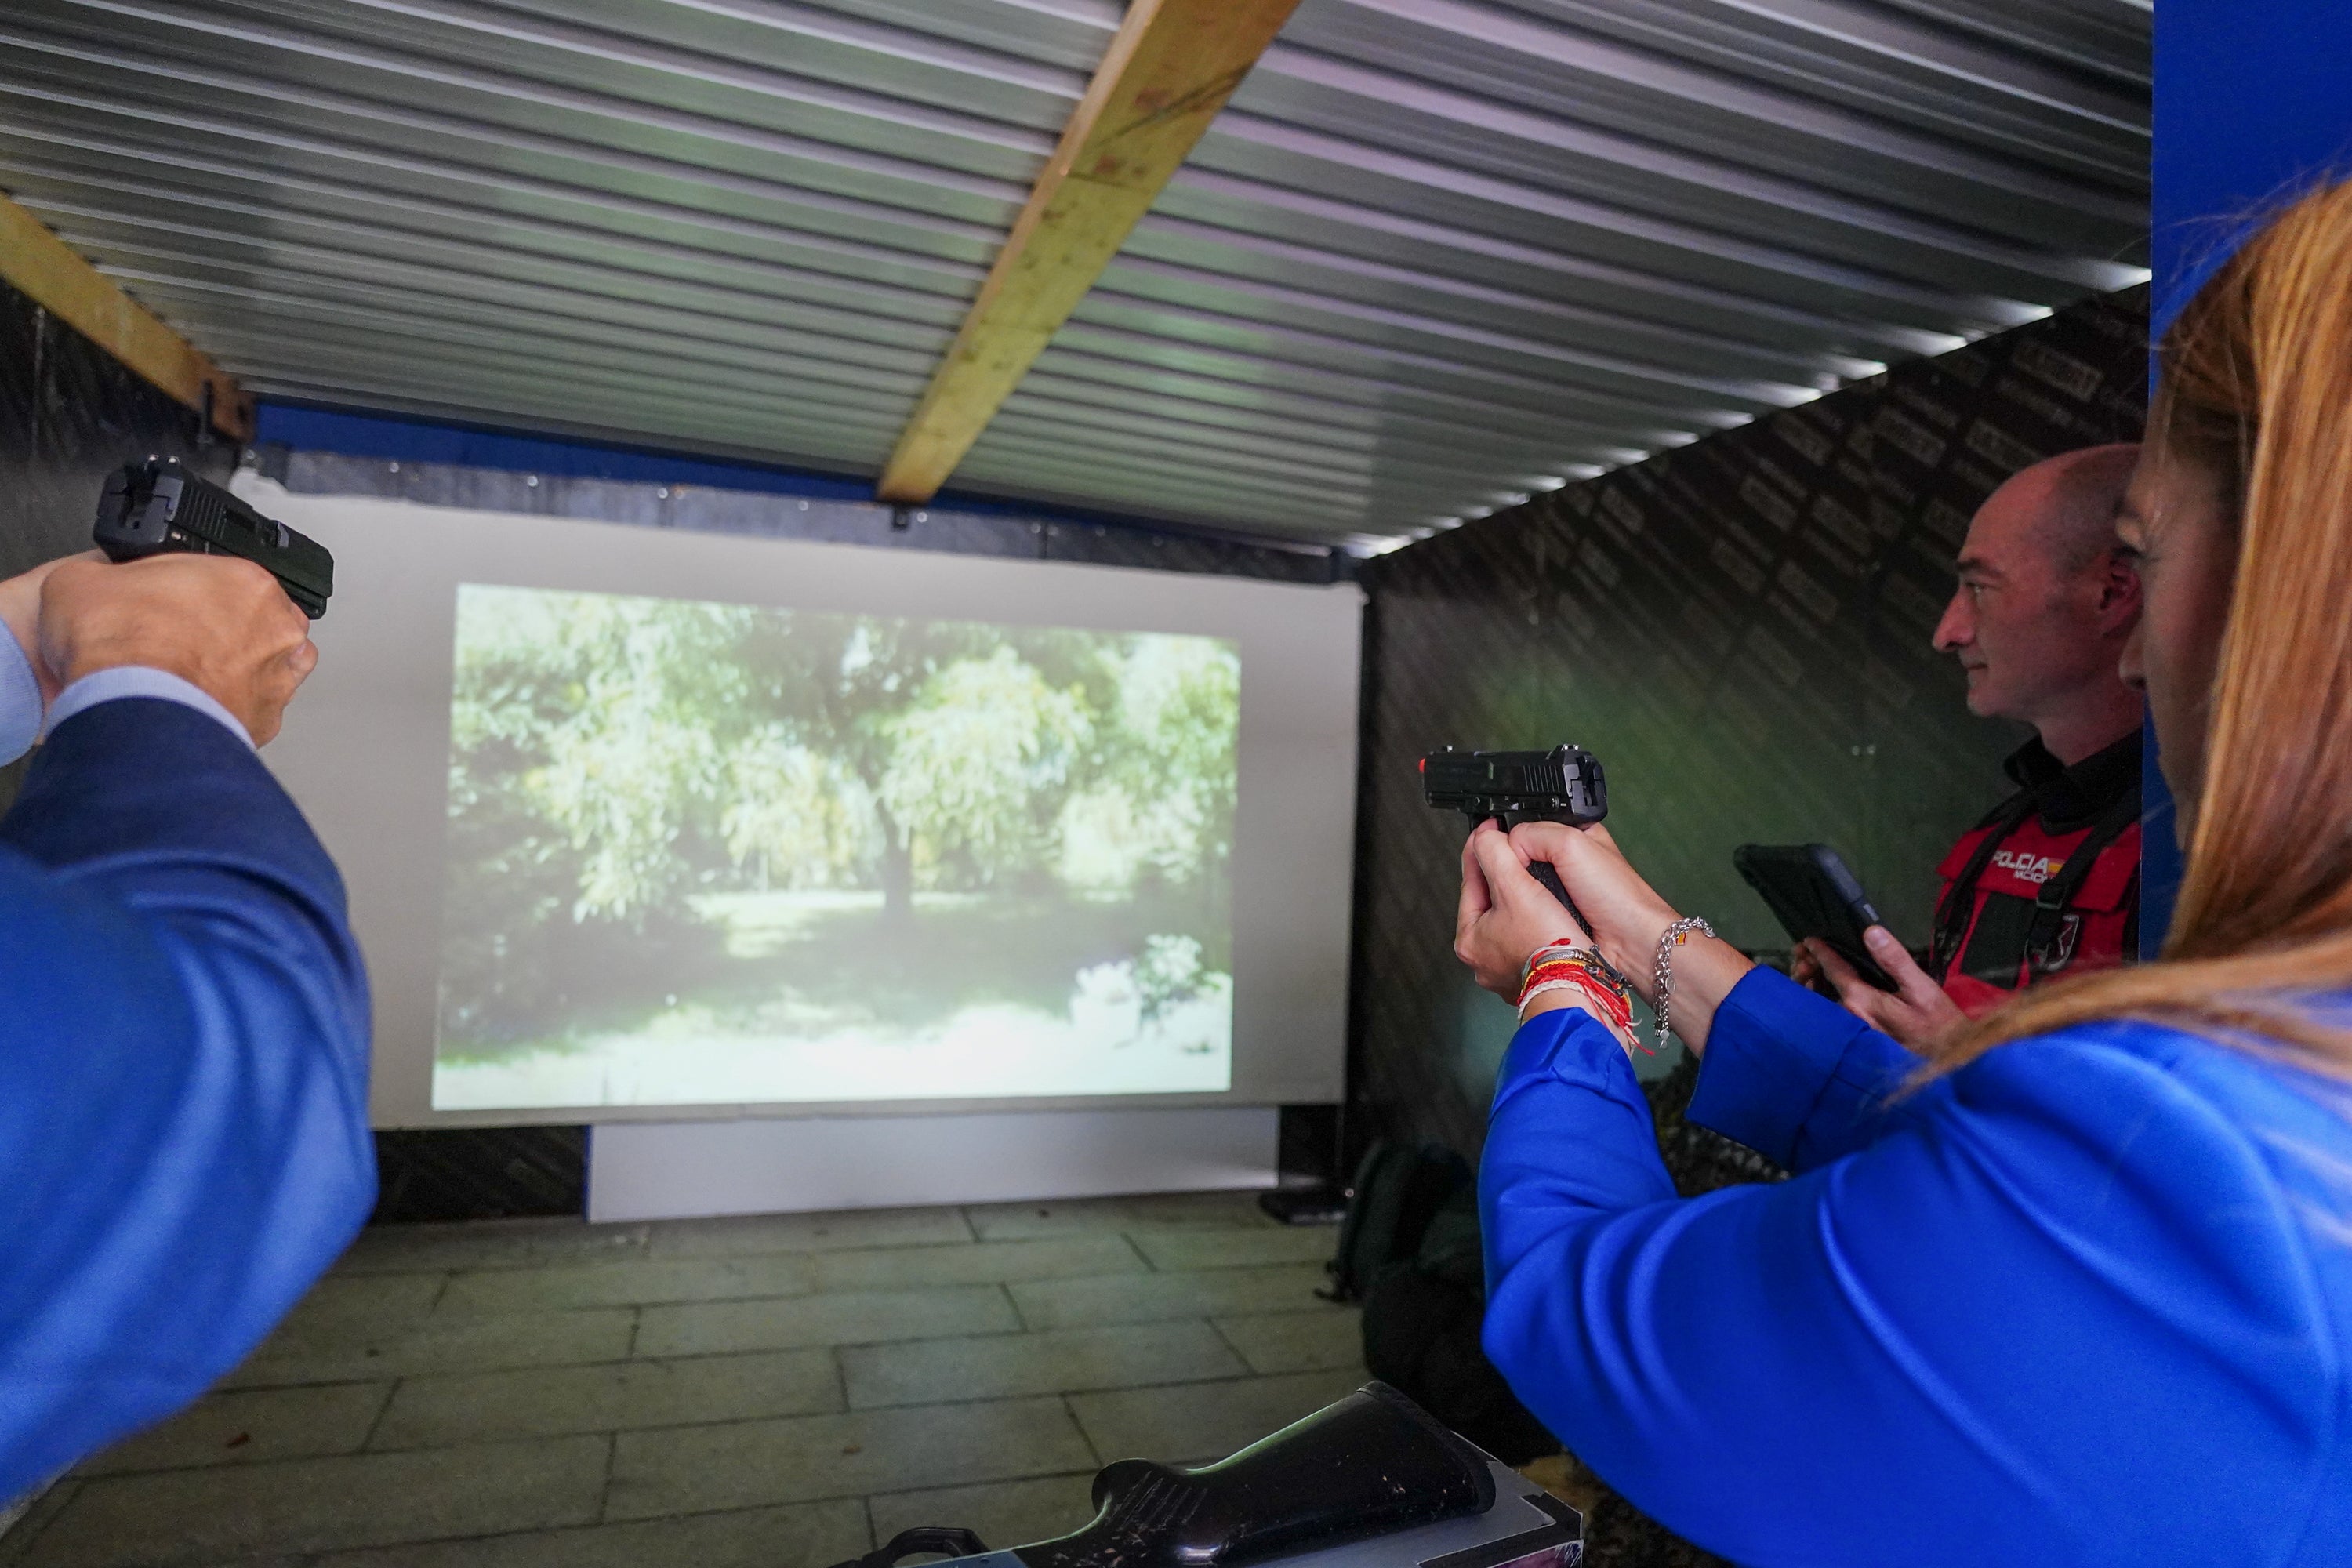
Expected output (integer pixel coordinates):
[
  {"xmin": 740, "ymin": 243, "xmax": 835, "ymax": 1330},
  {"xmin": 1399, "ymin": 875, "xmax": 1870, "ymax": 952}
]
[{"xmin": 1457, "ymin": 180, "xmax": 2352, "ymax": 1566}]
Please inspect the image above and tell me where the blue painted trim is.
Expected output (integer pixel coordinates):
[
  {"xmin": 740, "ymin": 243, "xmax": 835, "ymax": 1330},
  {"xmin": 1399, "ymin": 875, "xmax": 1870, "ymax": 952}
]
[
  {"xmin": 252, "ymin": 401, "xmax": 1324, "ymax": 550},
  {"xmin": 253, "ymin": 402, "xmax": 877, "ymax": 499}
]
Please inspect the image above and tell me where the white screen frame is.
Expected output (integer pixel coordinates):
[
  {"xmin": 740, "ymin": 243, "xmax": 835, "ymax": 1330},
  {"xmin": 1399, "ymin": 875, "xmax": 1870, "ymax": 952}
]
[{"xmin": 242, "ymin": 479, "xmax": 1364, "ymax": 1128}]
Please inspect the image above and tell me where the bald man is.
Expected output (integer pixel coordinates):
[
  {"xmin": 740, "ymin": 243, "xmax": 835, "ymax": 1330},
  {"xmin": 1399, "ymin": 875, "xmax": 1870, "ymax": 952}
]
[{"xmin": 1799, "ymin": 444, "xmax": 2145, "ymax": 1049}]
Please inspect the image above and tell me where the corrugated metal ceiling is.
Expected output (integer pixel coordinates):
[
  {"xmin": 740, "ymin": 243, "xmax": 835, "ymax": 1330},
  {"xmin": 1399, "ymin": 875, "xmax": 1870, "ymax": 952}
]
[{"xmin": 0, "ymin": 0, "xmax": 2148, "ymax": 547}]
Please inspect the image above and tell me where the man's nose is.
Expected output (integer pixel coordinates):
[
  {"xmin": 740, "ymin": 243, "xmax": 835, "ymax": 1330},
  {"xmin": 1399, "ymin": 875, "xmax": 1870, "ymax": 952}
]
[{"xmin": 1931, "ymin": 590, "xmax": 1972, "ymax": 654}]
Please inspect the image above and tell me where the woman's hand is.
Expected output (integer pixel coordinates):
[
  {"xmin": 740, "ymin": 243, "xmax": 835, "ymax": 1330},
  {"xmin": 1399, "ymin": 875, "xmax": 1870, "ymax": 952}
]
[
  {"xmin": 1507, "ymin": 819, "xmax": 1755, "ymax": 1055},
  {"xmin": 1454, "ymin": 821, "xmax": 1585, "ymax": 999},
  {"xmin": 1502, "ymin": 821, "xmax": 1682, "ymax": 1001}
]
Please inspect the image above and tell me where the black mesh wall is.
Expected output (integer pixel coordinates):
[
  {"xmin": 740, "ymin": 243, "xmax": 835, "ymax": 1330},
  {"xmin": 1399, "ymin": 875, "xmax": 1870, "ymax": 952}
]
[{"xmin": 1349, "ymin": 290, "xmax": 2150, "ymax": 1156}]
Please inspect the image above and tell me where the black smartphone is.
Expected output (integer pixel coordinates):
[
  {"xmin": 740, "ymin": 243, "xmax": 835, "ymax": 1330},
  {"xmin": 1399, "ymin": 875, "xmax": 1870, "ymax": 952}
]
[{"xmin": 1731, "ymin": 843, "xmax": 1898, "ymax": 992}]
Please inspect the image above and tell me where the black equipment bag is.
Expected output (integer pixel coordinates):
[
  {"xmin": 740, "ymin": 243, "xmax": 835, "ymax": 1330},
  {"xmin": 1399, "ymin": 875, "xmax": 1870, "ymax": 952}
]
[
  {"xmin": 1359, "ymin": 1183, "xmax": 1559, "ymax": 1465},
  {"xmin": 1321, "ymin": 1140, "xmax": 1472, "ymax": 1303},
  {"xmin": 1326, "ymin": 1141, "xmax": 1559, "ymax": 1465}
]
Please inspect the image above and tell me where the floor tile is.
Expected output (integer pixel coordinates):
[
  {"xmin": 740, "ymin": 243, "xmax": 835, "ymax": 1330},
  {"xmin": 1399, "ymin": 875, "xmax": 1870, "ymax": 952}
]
[
  {"xmin": 336, "ymin": 1219, "xmax": 650, "ymax": 1277},
  {"xmin": 635, "ymin": 1286, "xmax": 1018, "ymax": 1358},
  {"xmin": 0, "ymin": 1479, "xmax": 79, "ymax": 1568},
  {"xmin": 1130, "ymin": 1227, "xmax": 1337, "ymax": 1272},
  {"xmin": 840, "ymin": 1322, "xmax": 1244, "ymax": 1409},
  {"xmin": 227, "ymin": 1305, "xmax": 637, "ymax": 1389},
  {"xmin": 371, "ymin": 1349, "xmax": 840, "ymax": 1449},
  {"xmin": 807, "ymin": 1236, "xmax": 1143, "ymax": 1293},
  {"xmin": 435, "ymin": 1254, "xmax": 814, "ymax": 1315},
  {"xmin": 866, "ymin": 1473, "xmax": 1098, "ymax": 1553},
  {"xmin": 1212, "ymin": 1309, "xmax": 1367, "ymax": 1375},
  {"xmin": 27, "ymin": 1436, "xmax": 609, "ymax": 1565},
  {"xmin": 1007, "ymin": 1265, "xmax": 1337, "ymax": 1330},
  {"xmin": 274, "ymin": 1272, "xmax": 449, "ymax": 1341},
  {"xmin": 606, "ymin": 1398, "xmax": 1094, "ymax": 1519},
  {"xmin": 78, "ymin": 1382, "xmax": 392, "ymax": 1476},
  {"xmin": 645, "ymin": 1207, "xmax": 972, "ymax": 1259},
  {"xmin": 964, "ymin": 1192, "xmax": 1272, "ymax": 1241},
  {"xmin": 1068, "ymin": 1370, "xmax": 1369, "ymax": 1467},
  {"xmin": 305, "ymin": 1500, "xmax": 869, "ymax": 1568}
]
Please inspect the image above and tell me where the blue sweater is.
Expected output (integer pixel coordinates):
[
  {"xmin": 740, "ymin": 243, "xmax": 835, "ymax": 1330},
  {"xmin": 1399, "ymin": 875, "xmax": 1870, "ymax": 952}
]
[
  {"xmin": 0, "ymin": 700, "xmax": 375, "ymax": 1500},
  {"xmin": 1480, "ymin": 966, "xmax": 2352, "ymax": 1566}
]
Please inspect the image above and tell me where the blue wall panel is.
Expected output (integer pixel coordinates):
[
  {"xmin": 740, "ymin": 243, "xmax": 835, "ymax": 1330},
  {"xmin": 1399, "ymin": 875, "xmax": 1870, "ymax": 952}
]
[{"xmin": 2143, "ymin": 0, "xmax": 2352, "ymax": 952}]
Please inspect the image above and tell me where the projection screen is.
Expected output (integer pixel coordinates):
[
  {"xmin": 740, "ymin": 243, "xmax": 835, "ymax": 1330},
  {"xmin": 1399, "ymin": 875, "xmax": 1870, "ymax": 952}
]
[{"xmin": 243, "ymin": 479, "xmax": 1363, "ymax": 1128}]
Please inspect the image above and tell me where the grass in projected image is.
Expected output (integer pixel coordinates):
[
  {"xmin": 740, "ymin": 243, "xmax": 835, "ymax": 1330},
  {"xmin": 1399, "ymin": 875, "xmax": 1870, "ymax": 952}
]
[{"xmin": 433, "ymin": 583, "xmax": 1237, "ymax": 1109}]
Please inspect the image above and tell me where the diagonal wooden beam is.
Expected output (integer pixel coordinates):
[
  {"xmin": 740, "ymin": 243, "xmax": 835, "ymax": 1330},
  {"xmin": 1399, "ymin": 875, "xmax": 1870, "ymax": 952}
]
[
  {"xmin": 877, "ymin": 0, "xmax": 1301, "ymax": 503},
  {"xmin": 0, "ymin": 193, "xmax": 254, "ymax": 442}
]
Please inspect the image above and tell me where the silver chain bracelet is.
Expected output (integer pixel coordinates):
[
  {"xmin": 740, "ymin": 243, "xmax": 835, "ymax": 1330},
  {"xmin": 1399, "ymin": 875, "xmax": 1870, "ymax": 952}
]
[{"xmin": 1650, "ymin": 916, "xmax": 1715, "ymax": 1052}]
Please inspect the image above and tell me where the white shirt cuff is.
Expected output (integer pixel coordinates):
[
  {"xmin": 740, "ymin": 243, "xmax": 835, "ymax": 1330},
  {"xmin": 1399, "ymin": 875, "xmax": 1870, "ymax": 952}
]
[
  {"xmin": 45, "ymin": 667, "xmax": 255, "ymax": 750},
  {"xmin": 0, "ymin": 634, "xmax": 38, "ymax": 767}
]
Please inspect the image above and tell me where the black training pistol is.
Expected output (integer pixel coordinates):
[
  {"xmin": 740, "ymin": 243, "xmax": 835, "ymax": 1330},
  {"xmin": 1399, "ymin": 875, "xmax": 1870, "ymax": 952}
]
[
  {"xmin": 94, "ymin": 457, "xmax": 334, "ymax": 619},
  {"xmin": 1423, "ymin": 744, "xmax": 1609, "ymax": 929}
]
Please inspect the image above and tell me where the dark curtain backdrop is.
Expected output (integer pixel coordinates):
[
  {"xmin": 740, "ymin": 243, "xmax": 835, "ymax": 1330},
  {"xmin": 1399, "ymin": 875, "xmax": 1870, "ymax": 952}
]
[
  {"xmin": 0, "ymin": 278, "xmax": 232, "ymax": 576},
  {"xmin": 0, "ymin": 278, "xmax": 232, "ymax": 806},
  {"xmin": 1349, "ymin": 289, "xmax": 2149, "ymax": 1156}
]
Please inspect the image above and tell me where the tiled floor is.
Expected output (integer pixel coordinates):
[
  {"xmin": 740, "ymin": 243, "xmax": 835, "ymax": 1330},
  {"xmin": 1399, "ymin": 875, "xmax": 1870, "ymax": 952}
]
[{"xmin": 5, "ymin": 1192, "xmax": 1363, "ymax": 1568}]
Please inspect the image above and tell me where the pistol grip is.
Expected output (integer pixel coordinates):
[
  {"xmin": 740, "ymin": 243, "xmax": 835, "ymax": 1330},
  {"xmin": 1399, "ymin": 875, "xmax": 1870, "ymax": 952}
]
[{"xmin": 1526, "ymin": 859, "xmax": 1595, "ymax": 942}]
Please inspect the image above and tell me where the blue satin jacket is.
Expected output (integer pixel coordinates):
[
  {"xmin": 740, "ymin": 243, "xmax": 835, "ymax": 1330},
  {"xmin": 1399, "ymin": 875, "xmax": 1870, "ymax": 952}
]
[
  {"xmin": 1481, "ymin": 966, "xmax": 2352, "ymax": 1566},
  {"xmin": 0, "ymin": 699, "xmax": 375, "ymax": 1500}
]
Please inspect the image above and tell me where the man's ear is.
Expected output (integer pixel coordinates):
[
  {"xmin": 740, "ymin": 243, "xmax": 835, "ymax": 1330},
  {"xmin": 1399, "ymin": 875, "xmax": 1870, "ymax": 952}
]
[{"xmin": 2096, "ymin": 547, "xmax": 2143, "ymax": 634}]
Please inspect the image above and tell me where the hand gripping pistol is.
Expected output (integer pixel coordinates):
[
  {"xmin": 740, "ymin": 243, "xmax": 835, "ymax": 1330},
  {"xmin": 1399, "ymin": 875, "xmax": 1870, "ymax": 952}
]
[
  {"xmin": 93, "ymin": 457, "xmax": 335, "ymax": 619},
  {"xmin": 1422, "ymin": 744, "xmax": 1609, "ymax": 937},
  {"xmin": 831, "ymin": 1383, "xmax": 1580, "ymax": 1568}
]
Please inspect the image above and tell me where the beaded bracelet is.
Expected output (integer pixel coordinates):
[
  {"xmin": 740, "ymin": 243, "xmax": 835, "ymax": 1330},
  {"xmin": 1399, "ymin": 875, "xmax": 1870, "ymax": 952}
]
[
  {"xmin": 1516, "ymin": 949, "xmax": 1636, "ymax": 1036},
  {"xmin": 1516, "ymin": 948, "xmax": 1632, "ymax": 1016},
  {"xmin": 1519, "ymin": 971, "xmax": 1633, "ymax": 1032},
  {"xmin": 1521, "ymin": 939, "xmax": 1637, "ymax": 997}
]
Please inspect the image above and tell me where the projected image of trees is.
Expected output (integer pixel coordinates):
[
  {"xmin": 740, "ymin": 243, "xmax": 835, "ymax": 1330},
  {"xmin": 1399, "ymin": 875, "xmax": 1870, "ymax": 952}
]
[{"xmin": 434, "ymin": 584, "xmax": 1238, "ymax": 1109}]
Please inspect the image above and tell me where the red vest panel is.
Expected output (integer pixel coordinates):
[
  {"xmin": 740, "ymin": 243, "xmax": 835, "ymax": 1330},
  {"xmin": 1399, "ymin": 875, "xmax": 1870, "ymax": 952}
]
[{"xmin": 1932, "ymin": 816, "xmax": 2141, "ymax": 1018}]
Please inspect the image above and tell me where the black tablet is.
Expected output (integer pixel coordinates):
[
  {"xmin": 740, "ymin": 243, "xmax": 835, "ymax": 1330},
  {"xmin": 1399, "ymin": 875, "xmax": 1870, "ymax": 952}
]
[{"xmin": 1731, "ymin": 843, "xmax": 1898, "ymax": 992}]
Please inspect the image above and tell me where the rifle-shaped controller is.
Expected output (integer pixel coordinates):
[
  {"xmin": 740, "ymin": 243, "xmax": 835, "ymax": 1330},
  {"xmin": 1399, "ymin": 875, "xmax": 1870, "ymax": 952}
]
[{"xmin": 829, "ymin": 1383, "xmax": 1581, "ymax": 1568}]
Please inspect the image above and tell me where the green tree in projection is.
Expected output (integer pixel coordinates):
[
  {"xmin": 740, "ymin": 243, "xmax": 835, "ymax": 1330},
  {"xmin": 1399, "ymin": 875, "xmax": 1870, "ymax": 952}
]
[
  {"xmin": 1058, "ymin": 636, "xmax": 1240, "ymax": 898},
  {"xmin": 730, "ymin": 615, "xmax": 998, "ymax": 921},
  {"xmin": 719, "ymin": 729, "xmax": 877, "ymax": 891},
  {"xmin": 880, "ymin": 646, "xmax": 1093, "ymax": 899},
  {"xmin": 441, "ymin": 586, "xmax": 756, "ymax": 1036},
  {"xmin": 440, "ymin": 585, "xmax": 1243, "ymax": 1047}
]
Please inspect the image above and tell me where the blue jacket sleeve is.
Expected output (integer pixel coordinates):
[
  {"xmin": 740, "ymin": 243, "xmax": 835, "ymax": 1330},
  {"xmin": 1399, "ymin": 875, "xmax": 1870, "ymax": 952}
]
[
  {"xmin": 1478, "ymin": 1004, "xmax": 2342, "ymax": 1568},
  {"xmin": 0, "ymin": 699, "xmax": 376, "ymax": 1500},
  {"xmin": 1685, "ymin": 965, "xmax": 1943, "ymax": 1171}
]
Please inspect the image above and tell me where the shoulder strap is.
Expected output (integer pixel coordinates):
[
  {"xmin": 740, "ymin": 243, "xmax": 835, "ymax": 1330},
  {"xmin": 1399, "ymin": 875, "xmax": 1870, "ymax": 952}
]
[
  {"xmin": 1930, "ymin": 790, "xmax": 2039, "ymax": 981},
  {"xmin": 2024, "ymin": 785, "xmax": 2144, "ymax": 970}
]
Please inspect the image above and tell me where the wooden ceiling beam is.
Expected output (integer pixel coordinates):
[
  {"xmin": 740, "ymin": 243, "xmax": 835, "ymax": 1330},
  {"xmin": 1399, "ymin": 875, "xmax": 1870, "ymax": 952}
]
[
  {"xmin": 876, "ymin": 0, "xmax": 1301, "ymax": 503},
  {"xmin": 0, "ymin": 194, "xmax": 254, "ymax": 442}
]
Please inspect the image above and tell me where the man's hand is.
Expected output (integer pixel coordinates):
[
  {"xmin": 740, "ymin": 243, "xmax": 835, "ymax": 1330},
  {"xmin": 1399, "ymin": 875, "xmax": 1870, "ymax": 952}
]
[
  {"xmin": 1455, "ymin": 822, "xmax": 1586, "ymax": 998},
  {"xmin": 1800, "ymin": 927, "xmax": 1969, "ymax": 1054},
  {"xmin": 38, "ymin": 555, "xmax": 319, "ymax": 746},
  {"xmin": 0, "ymin": 553, "xmax": 101, "ymax": 706}
]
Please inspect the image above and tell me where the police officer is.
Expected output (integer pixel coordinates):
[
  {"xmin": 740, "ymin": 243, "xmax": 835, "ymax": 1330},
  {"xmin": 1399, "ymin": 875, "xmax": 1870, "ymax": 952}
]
[{"xmin": 1799, "ymin": 444, "xmax": 2144, "ymax": 1051}]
